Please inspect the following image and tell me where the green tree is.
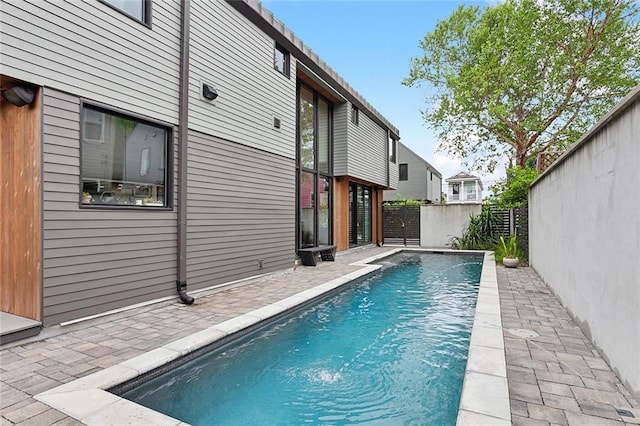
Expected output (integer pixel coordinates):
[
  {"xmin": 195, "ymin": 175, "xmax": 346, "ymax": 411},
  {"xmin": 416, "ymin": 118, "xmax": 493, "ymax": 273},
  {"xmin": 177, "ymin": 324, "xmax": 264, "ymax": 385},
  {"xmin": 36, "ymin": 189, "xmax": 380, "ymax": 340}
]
[
  {"xmin": 489, "ymin": 166, "xmax": 538, "ymax": 208},
  {"xmin": 403, "ymin": 0, "xmax": 640, "ymax": 173}
]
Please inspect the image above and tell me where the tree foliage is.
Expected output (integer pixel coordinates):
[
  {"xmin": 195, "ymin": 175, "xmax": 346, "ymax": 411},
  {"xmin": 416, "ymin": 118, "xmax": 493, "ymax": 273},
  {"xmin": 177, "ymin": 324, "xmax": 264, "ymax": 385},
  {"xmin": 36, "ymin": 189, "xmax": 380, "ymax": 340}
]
[
  {"xmin": 489, "ymin": 166, "xmax": 538, "ymax": 207},
  {"xmin": 403, "ymin": 0, "xmax": 640, "ymax": 173}
]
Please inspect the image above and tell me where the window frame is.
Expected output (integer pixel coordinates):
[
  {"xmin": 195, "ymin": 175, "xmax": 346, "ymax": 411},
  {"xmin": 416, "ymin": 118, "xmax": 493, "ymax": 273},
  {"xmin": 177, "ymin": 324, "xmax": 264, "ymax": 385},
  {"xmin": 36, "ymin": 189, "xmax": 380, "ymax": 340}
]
[
  {"xmin": 389, "ymin": 137, "xmax": 397, "ymax": 164},
  {"xmin": 399, "ymin": 163, "xmax": 408, "ymax": 181},
  {"xmin": 79, "ymin": 102, "xmax": 173, "ymax": 210},
  {"xmin": 296, "ymin": 83, "xmax": 334, "ymax": 250},
  {"xmin": 100, "ymin": 0, "xmax": 152, "ymax": 27},
  {"xmin": 351, "ymin": 105, "xmax": 359, "ymax": 125},
  {"xmin": 274, "ymin": 42, "xmax": 290, "ymax": 78}
]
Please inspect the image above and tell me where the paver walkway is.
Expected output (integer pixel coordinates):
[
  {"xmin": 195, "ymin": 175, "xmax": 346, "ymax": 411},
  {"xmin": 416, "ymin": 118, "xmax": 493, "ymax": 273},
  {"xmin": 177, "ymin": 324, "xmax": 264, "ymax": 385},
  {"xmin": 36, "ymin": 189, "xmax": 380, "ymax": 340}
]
[
  {"xmin": 0, "ymin": 246, "xmax": 638, "ymax": 425},
  {"xmin": 499, "ymin": 266, "xmax": 640, "ymax": 425}
]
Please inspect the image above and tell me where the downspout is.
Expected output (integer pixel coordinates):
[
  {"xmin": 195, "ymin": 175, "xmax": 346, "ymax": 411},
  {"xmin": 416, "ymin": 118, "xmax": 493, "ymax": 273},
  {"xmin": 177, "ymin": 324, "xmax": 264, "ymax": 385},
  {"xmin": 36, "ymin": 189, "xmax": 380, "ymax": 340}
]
[{"xmin": 176, "ymin": 0, "xmax": 194, "ymax": 304}]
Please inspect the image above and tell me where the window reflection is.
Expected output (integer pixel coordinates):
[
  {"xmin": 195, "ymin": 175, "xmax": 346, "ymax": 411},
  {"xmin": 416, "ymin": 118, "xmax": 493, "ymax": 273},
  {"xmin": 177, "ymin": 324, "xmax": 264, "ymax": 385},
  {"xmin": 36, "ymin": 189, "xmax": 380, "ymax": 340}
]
[{"xmin": 81, "ymin": 106, "xmax": 169, "ymax": 207}]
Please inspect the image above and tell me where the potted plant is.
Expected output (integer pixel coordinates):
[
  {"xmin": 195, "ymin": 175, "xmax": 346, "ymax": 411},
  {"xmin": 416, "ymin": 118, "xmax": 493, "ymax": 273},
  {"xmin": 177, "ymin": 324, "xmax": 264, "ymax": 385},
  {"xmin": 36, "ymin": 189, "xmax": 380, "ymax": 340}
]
[
  {"xmin": 500, "ymin": 235, "xmax": 519, "ymax": 268},
  {"xmin": 82, "ymin": 191, "xmax": 92, "ymax": 204}
]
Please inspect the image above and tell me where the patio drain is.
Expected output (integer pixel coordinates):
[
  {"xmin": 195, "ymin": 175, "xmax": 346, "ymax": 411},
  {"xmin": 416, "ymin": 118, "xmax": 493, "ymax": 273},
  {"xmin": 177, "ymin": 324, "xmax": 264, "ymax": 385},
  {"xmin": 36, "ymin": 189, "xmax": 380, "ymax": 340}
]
[
  {"xmin": 506, "ymin": 328, "xmax": 539, "ymax": 339},
  {"xmin": 616, "ymin": 408, "xmax": 635, "ymax": 418}
]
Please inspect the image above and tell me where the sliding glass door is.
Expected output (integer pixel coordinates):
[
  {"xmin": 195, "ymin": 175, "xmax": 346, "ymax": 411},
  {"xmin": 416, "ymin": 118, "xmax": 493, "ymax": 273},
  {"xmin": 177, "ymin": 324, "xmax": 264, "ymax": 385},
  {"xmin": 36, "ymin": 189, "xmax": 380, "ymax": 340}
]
[{"xmin": 349, "ymin": 182, "xmax": 371, "ymax": 247}]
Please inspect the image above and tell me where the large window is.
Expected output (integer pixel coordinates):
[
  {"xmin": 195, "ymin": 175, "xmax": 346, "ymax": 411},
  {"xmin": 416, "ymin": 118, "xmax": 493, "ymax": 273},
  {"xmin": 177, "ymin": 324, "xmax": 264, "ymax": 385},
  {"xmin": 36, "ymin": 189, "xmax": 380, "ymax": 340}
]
[
  {"xmin": 101, "ymin": 0, "xmax": 151, "ymax": 25},
  {"xmin": 297, "ymin": 84, "xmax": 332, "ymax": 249},
  {"xmin": 399, "ymin": 163, "xmax": 408, "ymax": 181},
  {"xmin": 81, "ymin": 105, "xmax": 170, "ymax": 208},
  {"xmin": 274, "ymin": 43, "xmax": 290, "ymax": 77}
]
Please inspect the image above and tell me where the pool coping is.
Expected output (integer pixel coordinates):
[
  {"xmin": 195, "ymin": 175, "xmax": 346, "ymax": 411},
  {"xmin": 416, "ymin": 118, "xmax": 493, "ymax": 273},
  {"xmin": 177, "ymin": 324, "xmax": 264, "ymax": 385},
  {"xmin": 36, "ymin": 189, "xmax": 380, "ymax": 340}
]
[{"xmin": 34, "ymin": 249, "xmax": 510, "ymax": 425}]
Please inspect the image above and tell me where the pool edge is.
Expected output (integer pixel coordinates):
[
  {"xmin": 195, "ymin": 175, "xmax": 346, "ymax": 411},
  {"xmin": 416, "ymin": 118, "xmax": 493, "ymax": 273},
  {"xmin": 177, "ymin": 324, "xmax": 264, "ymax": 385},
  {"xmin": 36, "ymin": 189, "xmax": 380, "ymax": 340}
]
[
  {"xmin": 456, "ymin": 251, "xmax": 511, "ymax": 425},
  {"xmin": 34, "ymin": 249, "xmax": 508, "ymax": 425}
]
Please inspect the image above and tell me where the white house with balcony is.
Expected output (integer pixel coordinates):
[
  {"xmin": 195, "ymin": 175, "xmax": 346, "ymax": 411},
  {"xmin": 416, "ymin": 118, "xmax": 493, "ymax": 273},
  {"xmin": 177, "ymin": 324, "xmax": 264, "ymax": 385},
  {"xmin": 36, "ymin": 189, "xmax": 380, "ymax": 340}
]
[{"xmin": 446, "ymin": 172, "xmax": 483, "ymax": 204}]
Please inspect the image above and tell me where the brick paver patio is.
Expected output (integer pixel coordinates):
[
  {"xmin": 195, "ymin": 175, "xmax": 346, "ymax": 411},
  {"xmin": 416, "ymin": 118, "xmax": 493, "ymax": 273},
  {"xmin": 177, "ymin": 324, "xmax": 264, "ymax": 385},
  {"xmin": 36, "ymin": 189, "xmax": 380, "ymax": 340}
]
[
  {"xmin": 499, "ymin": 267, "xmax": 640, "ymax": 425},
  {"xmin": 1, "ymin": 246, "xmax": 638, "ymax": 425}
]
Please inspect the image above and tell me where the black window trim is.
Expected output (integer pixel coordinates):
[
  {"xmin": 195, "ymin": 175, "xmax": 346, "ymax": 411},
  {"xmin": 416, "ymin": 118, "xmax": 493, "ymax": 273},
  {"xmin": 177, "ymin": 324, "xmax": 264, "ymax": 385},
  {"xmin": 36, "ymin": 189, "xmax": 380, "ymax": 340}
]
[
  {"xmin": 79, "ymin": 100, "xmax": 173, "ymax": 210},
  {"xmin": 399, "ymin": 163, "xmax": 408, "ymax": 181},
  {"xmin": 351, "ymin": 104, "xmax": 359, "ymax": 125},
  {"xmin": 274, "ymin": 42, "xmax": 290, "ymax": 78},
  {"xmin": 99, "ymin": 0, "xmax": 152, "ymax": 28}
]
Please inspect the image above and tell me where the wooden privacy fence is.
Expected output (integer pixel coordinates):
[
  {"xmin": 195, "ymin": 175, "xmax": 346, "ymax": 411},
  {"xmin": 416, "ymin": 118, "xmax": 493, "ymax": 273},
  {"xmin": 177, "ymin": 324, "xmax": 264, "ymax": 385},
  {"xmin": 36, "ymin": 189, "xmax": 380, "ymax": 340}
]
[
  {"xmin": 383, "ymin": 203, "xmax": 421, "ymax": 246},
  {"xmin": 490, "ymin": 204, "xmax": 529, "ymax": 264}
]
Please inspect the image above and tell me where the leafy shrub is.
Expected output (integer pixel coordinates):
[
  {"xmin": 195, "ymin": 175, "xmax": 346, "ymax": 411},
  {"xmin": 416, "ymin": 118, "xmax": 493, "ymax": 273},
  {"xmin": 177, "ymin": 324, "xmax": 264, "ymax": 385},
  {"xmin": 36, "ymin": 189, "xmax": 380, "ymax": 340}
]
[{"xmin": 449, "ymin": 206, "xmax": 502, "ymax": 250}]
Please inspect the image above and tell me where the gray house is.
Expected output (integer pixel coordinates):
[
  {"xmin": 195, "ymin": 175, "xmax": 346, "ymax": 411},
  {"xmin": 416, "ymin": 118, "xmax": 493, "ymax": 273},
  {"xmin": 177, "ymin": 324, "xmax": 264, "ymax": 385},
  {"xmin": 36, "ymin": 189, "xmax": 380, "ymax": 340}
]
[
  {"xmin": 0, "ymin": 0, "xmax": 400, "ymax": 341},
  {"xmin": 383, "ymin": 143, "xmax": 442, "ymax": 203}
]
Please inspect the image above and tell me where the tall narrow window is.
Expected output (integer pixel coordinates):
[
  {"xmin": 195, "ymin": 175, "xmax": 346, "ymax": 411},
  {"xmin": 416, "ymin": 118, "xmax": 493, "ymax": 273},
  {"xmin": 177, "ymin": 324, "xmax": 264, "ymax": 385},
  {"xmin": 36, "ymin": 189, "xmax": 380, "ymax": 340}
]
[
  {"xmin": 299, "ymin": 87, "xmax": 314, "ymax": 170},
  {"xmin": 399, "ymin": 163, "xmax": 408, "ymax": 181},
  {"xmin": 274, "ymin": 43, "xmax": 290, "ymax": 77},
  {"xmin": 81, "ymin": 105, "xmax": 170, "ymax": 208},
  {"xmin": 317, "ymin": 98, "xmax": 330, "ymax": 174},
  {"xmin": 351, "ymin": 105, "xmax": 359, "ymax": 125},
  {"xmin": 297, "ymin": 84, "xmax": 333, "ymax": 249},
  {"xmin": 349, "ymin": 182, "xmax": 372, "ymax": 246},
  {"xmin": 389, "ymin": 137, "xmax": 397, "ymax": 163}
]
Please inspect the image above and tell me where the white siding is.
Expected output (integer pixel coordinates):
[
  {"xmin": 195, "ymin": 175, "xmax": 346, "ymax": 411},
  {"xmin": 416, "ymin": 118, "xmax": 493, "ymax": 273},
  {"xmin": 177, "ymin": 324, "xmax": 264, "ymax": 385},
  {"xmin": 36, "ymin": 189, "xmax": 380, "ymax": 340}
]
[
  {"xmin": 1, "ymin": 0, "xmax": 181, "ymax": 124},
  {"xmin": 189, "ymin": 1, "xmax": 297, "ymax": 159},
  {"xmin": 41, "ymin": 89, "xmax": 178, "ymax": 326}
]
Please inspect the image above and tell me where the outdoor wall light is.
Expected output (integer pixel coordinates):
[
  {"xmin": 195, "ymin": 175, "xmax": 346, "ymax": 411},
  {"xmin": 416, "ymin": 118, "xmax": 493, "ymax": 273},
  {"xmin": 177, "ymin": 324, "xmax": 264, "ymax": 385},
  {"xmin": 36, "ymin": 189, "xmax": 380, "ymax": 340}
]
[
  {"xmin": 202, "ymin": 83, "xmax": 218, "ymax": 101},
  {"xmin": 2, "ymin": 85, "xmax": 35, "ymax": 107}
]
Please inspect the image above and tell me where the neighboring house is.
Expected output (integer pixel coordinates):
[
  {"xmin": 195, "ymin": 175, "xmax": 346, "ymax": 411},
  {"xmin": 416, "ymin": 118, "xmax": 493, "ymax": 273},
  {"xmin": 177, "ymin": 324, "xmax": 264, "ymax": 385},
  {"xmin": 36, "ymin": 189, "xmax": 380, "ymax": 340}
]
[
  {"xmin": 445, "ymin": 172, "xmax": 483, "ymax": 204},
  {"xmin": 0, "ymin": 0, "xmax": 400, "ymax": 339},
  {"xmin": 383, "ymin": 143, "xmax": 442, "ymax": 203}
]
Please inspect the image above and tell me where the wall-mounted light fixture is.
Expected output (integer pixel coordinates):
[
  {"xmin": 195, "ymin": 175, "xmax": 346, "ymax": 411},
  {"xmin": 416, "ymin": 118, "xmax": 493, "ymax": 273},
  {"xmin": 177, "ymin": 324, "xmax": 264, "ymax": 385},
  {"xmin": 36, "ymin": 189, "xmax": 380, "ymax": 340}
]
[
  {"xmin": 2, "ymin": 85, "xmax": 35, "ymax": 107},
  {"xmin": 202, "ymin": 83, "xmax": 218, "ymax": 101}
]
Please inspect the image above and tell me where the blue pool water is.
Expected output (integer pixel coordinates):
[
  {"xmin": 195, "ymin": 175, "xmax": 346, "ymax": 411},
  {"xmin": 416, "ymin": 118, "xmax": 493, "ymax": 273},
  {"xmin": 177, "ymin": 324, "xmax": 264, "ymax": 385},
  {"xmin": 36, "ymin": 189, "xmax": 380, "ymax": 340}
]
[{"xmin": 123, "ymin": 252, "xmax": 483, "ymax": 425}]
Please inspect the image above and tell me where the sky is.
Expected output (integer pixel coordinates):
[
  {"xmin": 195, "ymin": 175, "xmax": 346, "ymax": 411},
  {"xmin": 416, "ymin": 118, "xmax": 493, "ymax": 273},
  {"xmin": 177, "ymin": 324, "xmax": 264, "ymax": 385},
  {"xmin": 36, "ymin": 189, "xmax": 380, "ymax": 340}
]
[{"xmin": 263, "ymin": 0, "xmax": 505, "ymax": 194}]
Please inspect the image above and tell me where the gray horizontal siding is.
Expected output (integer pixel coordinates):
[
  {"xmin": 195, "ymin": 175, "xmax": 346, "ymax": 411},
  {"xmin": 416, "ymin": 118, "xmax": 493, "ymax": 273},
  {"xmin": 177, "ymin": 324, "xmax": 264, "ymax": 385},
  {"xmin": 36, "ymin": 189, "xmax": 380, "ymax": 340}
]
[
  {"xmin": 385, "ymin": 143, "xmax": 428, "ymax": 201},
  {"xmin": 346, "ymin": 105, "xmax": 388, "ymax": 186},
  {"xmin": 187, "ymin": 131, "xmax": 296, "ymax": 288},
  {"xmin": 388, "ymin": 158, "xmax": 399, "ymax": 190},
  {"xmin": 333, "ymin": 103, "xmax": 349, "ymax": 176},
  {"xmin": 2, "ymin": 0, "xmax": 180, "ymax": 124},
  {"xmin": 41, "ymin": 88, "xmax": 178, "ymax": 326},
  {"xmin": 189, "ymin": 1, "xmax": 297, "ymax": 159}
]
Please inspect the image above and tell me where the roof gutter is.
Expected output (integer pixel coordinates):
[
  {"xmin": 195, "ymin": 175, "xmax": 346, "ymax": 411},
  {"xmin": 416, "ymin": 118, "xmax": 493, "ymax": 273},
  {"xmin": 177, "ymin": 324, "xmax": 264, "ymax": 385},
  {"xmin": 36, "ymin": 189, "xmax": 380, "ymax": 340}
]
[{"xmin": 176, "ymin": 0, "xmax": 194, "ymax": 305}]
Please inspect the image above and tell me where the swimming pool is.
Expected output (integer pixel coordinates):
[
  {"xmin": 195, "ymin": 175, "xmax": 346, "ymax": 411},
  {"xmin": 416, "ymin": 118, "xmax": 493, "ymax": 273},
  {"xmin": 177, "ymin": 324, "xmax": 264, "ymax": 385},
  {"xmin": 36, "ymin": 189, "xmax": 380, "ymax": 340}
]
[
  {"xmin": 35, "ymin": 249, "xmax": 509, "ymax": 425},
  {"xmin": 121, "ymin": 252, "xmax": 483, "ymax": 425}
]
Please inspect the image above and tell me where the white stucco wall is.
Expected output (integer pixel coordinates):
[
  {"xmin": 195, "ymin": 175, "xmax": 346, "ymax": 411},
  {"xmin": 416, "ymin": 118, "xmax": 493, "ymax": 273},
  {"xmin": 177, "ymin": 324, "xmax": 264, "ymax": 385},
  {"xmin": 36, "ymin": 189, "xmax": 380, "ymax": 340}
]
[
  {"xmin": 420, "ymin": 204, "xmax": 483, "ymax": 247},
  {"xmin": 529, "ymin": 87, "xmax": 640, "ymax": 399}
]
